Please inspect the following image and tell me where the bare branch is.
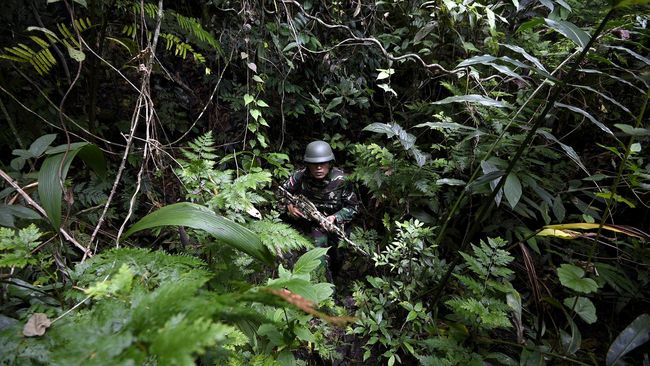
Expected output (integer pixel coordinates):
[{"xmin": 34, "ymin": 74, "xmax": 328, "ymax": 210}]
[{"xmin": 283, "ymin": 0, "xmax": 453, "ymax": 74}]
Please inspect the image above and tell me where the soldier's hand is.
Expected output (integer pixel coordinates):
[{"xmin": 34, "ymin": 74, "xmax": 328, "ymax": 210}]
[
  {"xmin": 322, "ymin": 215, "xmax": 336, "ymax": 231},
  {"xmin": 287, "ymin": 204, "xmax": 305, "ymax": 219}
]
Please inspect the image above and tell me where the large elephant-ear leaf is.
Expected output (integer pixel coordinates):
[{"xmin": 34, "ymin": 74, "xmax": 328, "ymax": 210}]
[
  {"xmin": 122, "ymin": 202, "xmax": 274, "ymax": 265},
  {"xmin": 38, "ymin": 143, "xmax": 107, "ymax": 229},
  {"xmin": 606, "ymin": 313, "xmax": 650, "ymax": 366}
]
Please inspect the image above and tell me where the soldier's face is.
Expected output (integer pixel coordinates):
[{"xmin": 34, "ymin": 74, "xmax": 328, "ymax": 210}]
[{"xmin": 307, "ymin": 162, "xmax": 330, "ymax": 180}]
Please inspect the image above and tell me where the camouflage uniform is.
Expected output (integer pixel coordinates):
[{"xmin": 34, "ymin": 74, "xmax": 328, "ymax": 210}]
[{"xmin": 282, "ymin": 166, "xmax": 358, "ymax": 282}]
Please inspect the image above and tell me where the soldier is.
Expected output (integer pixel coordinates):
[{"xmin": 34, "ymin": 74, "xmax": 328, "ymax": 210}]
[{"xmin": 281, "ymin": 140, "xmax": 359, "ymax": 281}]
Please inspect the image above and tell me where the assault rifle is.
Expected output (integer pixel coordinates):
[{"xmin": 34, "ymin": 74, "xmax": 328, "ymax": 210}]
[{"xmin": 278, "ymin": 186, "xmax": 368, "ymax": 256}]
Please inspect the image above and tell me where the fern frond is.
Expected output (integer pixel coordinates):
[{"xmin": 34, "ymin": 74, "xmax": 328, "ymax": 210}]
[
  {"xmin": 247, "ymin": 219, "xmax": 313, "ymax": 255},
  {"xmin": 0, "ymin": 19, "xmax": 92, "ymax": 75}
]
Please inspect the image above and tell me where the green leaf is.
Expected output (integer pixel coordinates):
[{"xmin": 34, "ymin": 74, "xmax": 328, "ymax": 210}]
[
  {"xmin": 606, "ymin": 45, "xmax": 650, "ymax": 66},
  {"xmin": 294, "ymin": 326, "xmax": 315, "ymax": 343},
  {"xmin": 376, "ymin": 68, "xmax": 394, "ymax": 80},
  {"xmin": 37, "ymin": 143, "xmax": 106, "ymax": 229},
  {"xmin": 555, "ymin": 102, "xmax": 614, "ymax": 136},
  {"xmin": 377, "ymin": 83, "xmax": 397, "ymax": 96},
  {"xmin": 557, "ymin": 264, "xmax": 598, "ymax": 294},
  {"xmin": 501, "ymin": 43, "xmax": 548, "ymax": 73},
  {"xmin": 363, "ymin": 123, "xmax": 395, "ymax": 137},
  {"xmin": 123, "ymin": 202, "xmax": 274, "ymax": 264},
  {"xmin": 607, "ymin": 314, "xmax": 650, "ymax": 366},
  {"xmin": 612, "ymin": 0, "xmax": 650, "ymax": 8},
  {"xmin": 256, "ymin": 100, "xmax": 269, "ymax": 108},
  {"xmin": 293, "ymin": 247, "xmax": 329, "ymax": 275},
  {"xmin": 67, "ymin": 47, "xmax": 85, "ymax": 62},
  {"xmin": 564, "ymin": 297, "xmax": 597, "ymax": 324},
  {"xmin": 250, "ymin": 109, "xmax": 261, "ymax": 121},
  {"xmin": 28, "ymin": 134, "xmax": 57, "ymax": 157},
  {"xmin": 614, "ymin": 124, "xmax": 650, "ymax": 136},
  {"xmin": 544, "ymin": 19, "xmax": 590, "ymax": 49},
  {"xmin": 504, "ymin": 174, "xmax": 522, "ymax": 208},
  {"xmin": 432, "ymin": 95, "xmax": 509, "ymax": 108},
  {"xmin": 243, "ymin": 94, "xmax": 254, "ymax": 106},
  {"xmin": 560, "ymin": 315, "xmax": 582, "ymax": 355}
]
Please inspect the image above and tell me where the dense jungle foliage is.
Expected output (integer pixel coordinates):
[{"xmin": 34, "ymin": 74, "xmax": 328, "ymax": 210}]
[{"xmin": 1, "ymin": 0, "xmax": 650, "ymax": 365}]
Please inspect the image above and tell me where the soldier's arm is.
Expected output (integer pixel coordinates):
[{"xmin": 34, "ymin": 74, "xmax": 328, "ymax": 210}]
[
  {"xmin": 334, "ymin": 182, "xmax": 359, "ymax": 223},
  {"xmin": 281, "ymin": 170, "xmax": 305, "ymax": 218}
]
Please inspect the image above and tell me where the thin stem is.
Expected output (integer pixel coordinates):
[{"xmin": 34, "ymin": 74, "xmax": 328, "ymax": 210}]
[
  {"xmin": 428, "ymin": 8, "xmax": 617, "ymax": 305},
  {"xmin": 589, "ymin": 86, "xmax": 650, "ymax": 261}
]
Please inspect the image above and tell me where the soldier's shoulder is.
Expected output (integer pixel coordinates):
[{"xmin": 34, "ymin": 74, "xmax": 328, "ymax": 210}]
[
  {"xmin": 330, "ymin": 167, "xmax": 347, "ymax": 180},
  {"xmin": 293, "ymin": 168, "xmax": 307, "ymax": 179}
]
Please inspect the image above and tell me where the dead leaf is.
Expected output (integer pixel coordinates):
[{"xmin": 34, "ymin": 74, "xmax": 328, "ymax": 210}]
[
  {"xmin": 23, "ymin": 313, "xmax": 51, "ymax": 337},
  {"xmin": 267, "ymin": 288, "xmax": 356, "ymax": 327}
]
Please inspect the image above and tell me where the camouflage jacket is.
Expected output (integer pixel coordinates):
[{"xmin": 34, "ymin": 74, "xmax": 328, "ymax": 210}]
[{"xmin": 281, "ymin": 167, "xmax": 359, "ymax": 223}]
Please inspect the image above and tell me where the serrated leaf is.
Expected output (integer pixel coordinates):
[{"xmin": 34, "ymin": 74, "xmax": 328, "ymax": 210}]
[
  {"xmin": 123, "ymin": 202, "xmax": 273, "ymax": 264},
  {"xmin": 544, "ymin": 19, "xmax": 590, "ymax": 49},
  {"xmin": 607, "ymin": 313, "xmax": 650, "ymax": 366},
  {"xmin": 557, "ymin": 264, "xmax": 598, "ymax": 294},
  {"xmin": 432, "ymin": 95, "xmax": 509, "ymax": 108},
  {"xmin": 564, "ymin": 297, "xmax": 597, "ymax": 324}
]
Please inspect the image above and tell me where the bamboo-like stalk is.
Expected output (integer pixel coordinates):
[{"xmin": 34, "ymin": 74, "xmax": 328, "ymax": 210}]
[{"xmin": 428, "ymin": 9, "xmax": 617, "ymax": 305}]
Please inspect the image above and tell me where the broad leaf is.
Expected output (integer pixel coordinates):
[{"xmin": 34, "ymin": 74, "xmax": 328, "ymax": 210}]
[
  {"xmin": 564, "ymin": 296, "xmax": 597, "ymax": 324},
  {"xmin": 38, "ymin": 143, "xmax": 106, "ymax": 229},
  {"xmin": 123, "ymin": 202, "xmax": 273, "ymax": 264},
  {"xmin": 614, "ymin": 124, "xmax": 650, "ymax": 136},
  {"xmin": 293, "ymin": 247, "xmax": 329, "ymax": 276},
  {"xmin": 557, "ymin": 264, "xmax": 598, "ymax": 294},
  {"xmin": 28, "ymin": 134, "xmax": 57, "ymax": 157},
  {"xmin": 544, "ymin": 19, "xmax": 590, "ymax": 49},
  {"xmin": 432, "ymin": 95, "xmax": 509, "ymax": 108},
  {"xmin": 363, "ymin": 123, "xmax": 395, "ymax": 137},
  {"xmin": 504, "ymin": 174, "xmax": 522, "ymax": 208},
  {"xmin": 607, "ymin": 314, "xmax": 650, "ymax": 366}
]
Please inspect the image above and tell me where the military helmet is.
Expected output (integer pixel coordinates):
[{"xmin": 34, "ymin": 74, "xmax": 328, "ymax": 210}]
[{"xmin": 303, "ymin": 140, "xmax": 335, "ymax": 163}]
